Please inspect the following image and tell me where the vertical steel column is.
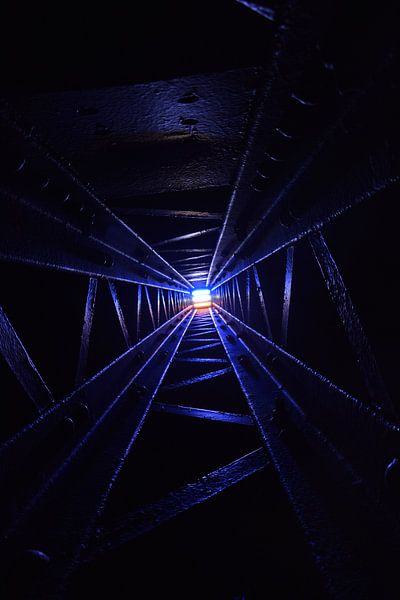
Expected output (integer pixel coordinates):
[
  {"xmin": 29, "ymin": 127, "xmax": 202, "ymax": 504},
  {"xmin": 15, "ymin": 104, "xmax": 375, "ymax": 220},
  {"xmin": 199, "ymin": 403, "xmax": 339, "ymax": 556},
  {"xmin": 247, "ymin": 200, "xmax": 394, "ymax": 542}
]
[
  {"xmin": 234, "ymin": 277, "xmax": 245, "ymax": 321},
  {"xmin": 246, "ymin": 269, "xmax": 251, "ymax": 324},
  {"xmin": 137, "ymin": 284, "xmax": 142, "ymax": 341},
  {"xmin": 156, "ymin": 288, "xmax": 161, "ymax": 327},
  {"xmin": 167, "ymin": 290, "xmax": 172, "ymax": 318},
  {"xmin": 76, "ymin": 277, "xmax": 98, "ymax": 386},
  {"xmin": 226, "ymin": 282, "xmax": 234, "ymax": 313},
  {"xmin": 309, "ymin": 231, "xmax": 393, "ymax": 414},
  {"xmin": 252, "ymin": 265, "xmax": 273, "ymax": 339},
  {"xmin": 108, "ymin": 280, "xmax": 132, "ymax": 348},
  {"xmin": 0, "ymin": 304, "xmax": 54, "ymax": 411},
  {"xmin": 144, "ymin": 286, "xmax": 156, "ymax": 330},
  {"xmin": 161, "ymin": 289, "xmax": 168, "ymax": 321},
  {"xmin": 281, "ymin": 246, "xmax": 294, "ymax": 348}
]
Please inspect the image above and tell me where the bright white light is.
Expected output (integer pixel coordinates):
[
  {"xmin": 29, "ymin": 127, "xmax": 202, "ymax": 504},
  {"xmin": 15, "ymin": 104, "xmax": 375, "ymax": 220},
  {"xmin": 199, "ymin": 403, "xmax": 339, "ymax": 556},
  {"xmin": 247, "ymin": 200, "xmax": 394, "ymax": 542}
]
[{"xmin": 192, "ymin": 288, "xmax": 211, "ymax": 301}]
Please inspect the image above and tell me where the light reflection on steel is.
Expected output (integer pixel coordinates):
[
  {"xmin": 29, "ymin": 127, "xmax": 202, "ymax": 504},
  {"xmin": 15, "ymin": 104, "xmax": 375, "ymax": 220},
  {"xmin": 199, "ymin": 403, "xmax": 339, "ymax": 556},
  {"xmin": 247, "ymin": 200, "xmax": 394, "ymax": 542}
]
[
  {"xmin": 0, "ymin": 308, "xmax": 195, "ymax": 597},
  {"xmin": 108, "ymin": 280, "xmax": 132, "ymax": 347},
  {"xmin": 144, "ymin": 286, "xmax": 156, "ymax": 330},
  {"xmin": 252, "ymin": 265, "xmax": 273, "ymax": 339},
  {"xmin": 0, "ymin": 304, "xmax": 54, "ymax": 411},
  {"xmin": 87, "ymin": 447, "xmax": 268, "ymax": 561},
  {"xmin": 153, "ymin": 402, "xmax": 254, "ymax": 425},
  {"xmin": 211, "ymin": 306, "xmax": 400, "ymax": 598},
  {"xmin": 281, "ymin": 246, "xmax": 294, "ymax": 348},
  {"xmin": 309, "ymin": 231, "xmax": 393, "ymax": 415},
  {"xmin": 76, "ymin": 277, "xmax": 98, "ymax": 386}
]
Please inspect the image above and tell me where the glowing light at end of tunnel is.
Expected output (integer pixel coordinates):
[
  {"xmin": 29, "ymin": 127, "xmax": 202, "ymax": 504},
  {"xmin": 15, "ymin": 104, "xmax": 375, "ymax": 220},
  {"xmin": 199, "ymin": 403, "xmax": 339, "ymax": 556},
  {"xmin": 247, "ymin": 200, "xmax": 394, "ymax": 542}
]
[
  {"xmin": 193, "ymin": 301, "xmax": 212, "ymax": 309},
  {"xmin": 191, "ymin": 288, "xmax": 212, "ymax": 309}
]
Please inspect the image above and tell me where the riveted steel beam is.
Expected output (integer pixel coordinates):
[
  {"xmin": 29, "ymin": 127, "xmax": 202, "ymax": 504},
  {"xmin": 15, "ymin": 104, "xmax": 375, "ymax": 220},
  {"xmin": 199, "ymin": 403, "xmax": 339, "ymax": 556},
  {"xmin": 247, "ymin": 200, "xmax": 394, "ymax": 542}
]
[
  {"xmin": 234, "ymin": 0, "xmax": 275, "ymax": 22},
  {"xmin": 161, "ymin": 367, "xmax": 232, "ymax": 391},
  {"xmin": 0, "ymin": 307, "xmax": 194, "ymax": 597},
  {"xmin": 115, "ymin": 208, "xmax": 223, "ymax": 221},
  {"xmin": 153, "ymin": 402, "xmax": 253, "ymax": 425},
  {"xmin": 154, "ymin": 227, "xmax": 219, "ymax": 247},
  {"xmin": 309, "ymin": 232, "xmax": 393, "ymax": 415},
  {"xmin": 86, "ymin": 448, "xmax": 268, "ymax": 561},
  {"xmin": 75, "ymin": 277, "xmax": 98, "ymax": 386},
  {"xmin": 0, "ymin": 304, "xmax": 54, "ymax": 412},
  {"xmin": 212, "ymin": 307, "xmax": 400, "ymax": 598},
  {"xmin": 0, "ymin": 109, "xmax": 192, "ymax": 292},
  {"xmin": 0, "ymin": 310, "xmax": 193, "ymax": 533},
  {"xmin": 212, "ymin": 305, "xmax": 400, "ymax": 503},
  {"xmin": 108, "ymin": 280, "xmax": 132, "ymax": 347},
  {"xmin": 209, "ymin": 66, "xmax": 399, "ymax": 289}
]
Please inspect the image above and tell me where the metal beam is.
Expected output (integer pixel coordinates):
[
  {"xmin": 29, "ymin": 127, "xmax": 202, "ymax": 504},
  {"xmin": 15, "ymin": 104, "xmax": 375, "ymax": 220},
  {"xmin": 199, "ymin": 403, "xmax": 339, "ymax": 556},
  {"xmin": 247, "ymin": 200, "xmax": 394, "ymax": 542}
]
[
  {"xmin": 87, "ymin": 448, "xmax": 268, "ymax": 560},
  {"xmin": 108, "ymin": 280, "xmax": 132, "ymax": 347},
  {"xmin": 144, "ymin": 286, "xmax": 156, "ymax": 330},
  {"xmin": 212, "ymin": 307, "xmax": 400, "ymax": 598},
  {"xmin": 161, "ymin": 248, "xmax": 214, "ymax": 254},
  {"xmin": 212, "ymin": 305, "xmax": 400, "ymax": 502},
  {"xmin": 234, "ymin": 277, "xmax": 245, "ymax": 321},
  {"xmin": 136, "ymin": 284, "xmax": 142, "ymax": 341},
  {"xmin": 245, "ymin": 270, "xmax": 251, "ymax": 323},
  {"xmin": 75, "ymin": 277, "xmax": 98, "ymax": 386},
  {"xmin": 178, "ymin": 342, "xmax": 221, "ymax": 354},
  {"xmin": 153, "ymin": 402, "xmax": 254, "ymax": 425},
  {"xmin": 154, "ymin": 227, "xmax": 219, "ymax": 247},
  {"xmin": 172, "ymin": 254, "xmax": 213, "ymax": 264},
  {"xmin": 309, "ymin": 231, "xmax": 393, "ymax": 414},
  {"xmin": 281, "ymin": 246, "xmax": 294, "ymax": 348},
  {"xmin": 207, "ymin": 1, "xmax": 313, "ymax": 287},
  {"xmin": 0, "ymin": 107, "xmax": 192, "ymax": 292},
  {"xmin": 0, "ymin": 304, "xmax": 54, "ymax": 411},
  {"xmin": 160, "ymin": 288, "xmax": 168, "ymax": 320},
  {"xmin": 209, "ymin": 68, "xmax": 399, "ymax": 289},
  {"xmin": 115, "ymin": 207, "xmax": 223, "ymax": 221},
  {"xmin": 234, "ymin": 0, "xmax": 275, "ymax": 21},
  {"xmin": 175, "ymin": 357, "xmax": 228, "ymax": 364},
  {"xmin": 0, "ymin": 308, "xmax": 194, "ymax": 597},
  {"xmin": 184, "ymin": 337, "xmax": 220, "ymax": 342},
  {"xmin": 0, "ymin": 190, "xmax": 192, "ymax": 292},
  {"xmin": 161, "ymin": 367, "xmax": 232, "ymax": 391},
  {"xmin": 252, "ymin": 265, "xmax": 273, "ymax": 339}
]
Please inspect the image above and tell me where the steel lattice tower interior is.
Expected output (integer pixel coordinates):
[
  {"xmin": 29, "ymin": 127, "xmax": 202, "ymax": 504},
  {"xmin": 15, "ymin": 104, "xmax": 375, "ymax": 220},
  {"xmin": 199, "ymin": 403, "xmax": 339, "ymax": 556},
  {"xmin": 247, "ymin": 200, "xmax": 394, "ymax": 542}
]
[{"xmin": 0, "ymin": 1, "xmax": 399, "ymax": 598}]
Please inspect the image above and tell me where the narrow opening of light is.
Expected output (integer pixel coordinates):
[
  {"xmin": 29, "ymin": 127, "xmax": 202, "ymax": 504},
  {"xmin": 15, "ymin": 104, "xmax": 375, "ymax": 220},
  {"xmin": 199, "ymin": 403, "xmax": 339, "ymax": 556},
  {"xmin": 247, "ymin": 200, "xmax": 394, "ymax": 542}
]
[{"xmin": 192, "ymin": 288, "xmax": 211, "ymax": 308}]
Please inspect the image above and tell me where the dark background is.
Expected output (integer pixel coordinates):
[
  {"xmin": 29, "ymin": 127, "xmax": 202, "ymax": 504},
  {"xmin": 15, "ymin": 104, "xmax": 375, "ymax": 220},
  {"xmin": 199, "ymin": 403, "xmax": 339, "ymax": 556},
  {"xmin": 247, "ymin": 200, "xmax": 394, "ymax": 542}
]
[{"xmin": 1, "ymin": 1, "xmax": 398, "ymax": 598}]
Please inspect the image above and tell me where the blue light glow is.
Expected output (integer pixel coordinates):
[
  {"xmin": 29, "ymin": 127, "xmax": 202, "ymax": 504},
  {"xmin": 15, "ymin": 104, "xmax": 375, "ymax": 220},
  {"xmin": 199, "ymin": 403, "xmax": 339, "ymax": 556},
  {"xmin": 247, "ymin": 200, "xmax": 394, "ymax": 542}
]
[
  {"xmin": 192, "ymin": 288, "xmax": 211, "ymax": 300},
  {"xmin": 191, "ymin": 288, "xmax": 212, "ymax": 307}
]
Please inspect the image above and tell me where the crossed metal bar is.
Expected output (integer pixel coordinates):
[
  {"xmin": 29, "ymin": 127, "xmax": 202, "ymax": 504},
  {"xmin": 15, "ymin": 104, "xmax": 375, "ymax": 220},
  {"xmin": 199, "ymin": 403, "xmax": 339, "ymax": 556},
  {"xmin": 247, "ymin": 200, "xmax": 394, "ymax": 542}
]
[
  {"xmin": 0, "ymin": 107, "xmax": 192, "ymax": 293},
  {"xmin": 208, "ymin": 65, "xmax": 399, "ymax": 290},
  {"xmin": 211, "ymin": 306, "xmax": 400, "ymax": 598},
  {"xmin": 0, "ymin": 308, "xmax": 194, "ymax": 597}
]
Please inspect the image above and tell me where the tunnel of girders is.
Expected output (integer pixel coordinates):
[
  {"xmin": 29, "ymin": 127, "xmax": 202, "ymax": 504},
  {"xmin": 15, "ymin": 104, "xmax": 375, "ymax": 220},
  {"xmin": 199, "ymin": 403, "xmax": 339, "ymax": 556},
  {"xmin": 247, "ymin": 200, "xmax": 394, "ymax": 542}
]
[{"xmin": 0, "ymin": 1, "xmax": 399, "ymax": 598}]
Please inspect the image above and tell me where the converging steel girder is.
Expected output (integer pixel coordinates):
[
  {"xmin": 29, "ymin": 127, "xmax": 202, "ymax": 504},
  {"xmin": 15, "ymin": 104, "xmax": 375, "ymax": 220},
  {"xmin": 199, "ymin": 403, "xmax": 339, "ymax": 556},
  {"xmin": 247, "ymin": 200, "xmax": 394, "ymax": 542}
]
[
  {"xmin": 208, "ymin": 57, "xmax": 399, "ymax": 289},
  {"xmin": 0, "ymin": 109, "xmax": 192, "ymax": 292},
  {"xmin": 0, "ymin": 308, "xmax": 194, "ymax": 597},
  {"xmin": 87, "ymin": 447, "xmax": 268, "ymax": 562},
  {"xmin": 207, "ymin": 0, "xmax": 326, "ymax": 287},
  {"xmin": 211, "ymin": 306, "xmax": 400, "ymax": 599}
]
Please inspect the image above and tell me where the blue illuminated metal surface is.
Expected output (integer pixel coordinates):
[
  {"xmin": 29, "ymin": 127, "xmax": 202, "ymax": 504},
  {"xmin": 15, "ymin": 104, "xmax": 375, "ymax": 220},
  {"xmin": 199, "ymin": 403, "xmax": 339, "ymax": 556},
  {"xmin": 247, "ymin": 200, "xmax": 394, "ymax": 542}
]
[
  {"xmin": 0, "ymin": 4, "xmax": 398, "ymax": 596},
  {"xmin": 309, "ymin": 231, "xmax": 393, "ymax": 415},
  {"xmin": 0, "ymin": 308, "xmax": 194, "ymax": 597},
  {"xmin": 87, "ymin": 448, "xmax": 268, "ymax": 560},
  {"xmin": 161, "ymin": 367, "xmax": 232, "ymax": 391},
  {"xmin": 153, "ymin": 402, "xmax": 254, "ymax": 425},
  {"xmin": 211, "ymin": 307, "xmax": 400, "ymax": 598},
  {"xmin": 75, "ymin": 277, "xmax": 98, "ymax": 386},
  {"xmin": 0, "ymin": 304, "xmax": 54, "ymax": 411},
  {"xmin": 108, "ymin": 280, "xmax": 132, "ymax": 347}
]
